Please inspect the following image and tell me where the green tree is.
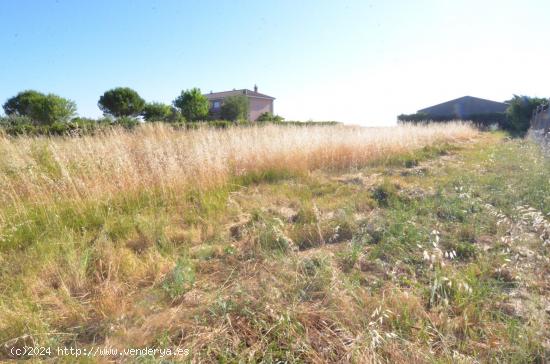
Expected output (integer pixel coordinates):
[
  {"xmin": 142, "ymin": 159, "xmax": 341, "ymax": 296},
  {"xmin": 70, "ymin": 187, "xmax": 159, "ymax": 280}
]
[
  {"xmin": 98, "ymin": 87, "xmax": 145, "ymax": 117},
  {"xmin": 173, "ymin": 88, "xmax": 210, "ymax": 121},
  {"xmin": 505, "ymin": 95, "xmax": 548, "ymax": 134},
  {"xmin": 141, "ymin": 102, "xmax": 173, "ymax": 121},
  {"xmin": 2, "ymin": 90, "xmax": 76, "ymax": 125},
  {"xmin": 3, "ymin": 90, "xmax": 44, "ymax": 116},
  {"xmin": 220, "ymin": 95, "xmax": 249, "ymax": 121},
  {"xmin": 35, "ymin": 94, "xmax": 77, "ymax": 125}
]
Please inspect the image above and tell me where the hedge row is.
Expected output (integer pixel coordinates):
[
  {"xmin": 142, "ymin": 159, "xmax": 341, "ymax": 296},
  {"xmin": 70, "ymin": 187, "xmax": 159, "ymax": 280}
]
[{"xmin": 0, "ymin": 117, "xmax": 340, "ymax": 137}]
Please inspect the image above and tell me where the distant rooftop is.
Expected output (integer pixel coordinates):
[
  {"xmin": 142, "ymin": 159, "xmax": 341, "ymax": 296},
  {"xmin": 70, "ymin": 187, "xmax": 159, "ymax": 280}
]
[
  {"xmin": 204, "ymin": 88, "xmax": 275, "ymax": 100},
  {"xmin": 418, "ymin": 96, "xmax": 508, "ymax": 117}
]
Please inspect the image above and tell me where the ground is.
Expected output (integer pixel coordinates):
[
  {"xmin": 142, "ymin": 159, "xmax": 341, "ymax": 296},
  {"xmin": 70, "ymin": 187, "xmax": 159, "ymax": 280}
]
[{"xmin": 1, "ymin": 132, "xmax": 549, "ymax": 363}]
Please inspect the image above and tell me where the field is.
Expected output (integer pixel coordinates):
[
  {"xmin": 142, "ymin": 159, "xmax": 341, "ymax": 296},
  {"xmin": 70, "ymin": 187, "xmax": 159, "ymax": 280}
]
[{"xmin": 0, "ymin": 123, "xmax": 549, "ymax": 363}]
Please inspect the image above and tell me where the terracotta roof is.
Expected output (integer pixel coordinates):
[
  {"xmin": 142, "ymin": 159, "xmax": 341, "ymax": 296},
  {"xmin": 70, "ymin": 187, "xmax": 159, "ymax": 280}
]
[{"xmin": 204, "ymin": 89, "xmax": 275, "ymax": 100}]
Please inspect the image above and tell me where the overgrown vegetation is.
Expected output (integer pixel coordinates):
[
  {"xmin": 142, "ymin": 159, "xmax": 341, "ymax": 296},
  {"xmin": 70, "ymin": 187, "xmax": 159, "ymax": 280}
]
[
  {"xmin": 256, "ymin": 111, "xmax": 285, "ymax": 122},
  {"xmin": 505, "ymin": 95, "xmax": 548, "ymax": 134},
  {"xmin": 220, "ymin": 94, "xmax": 249, "ymax": 121},
  {"xmin": 1, "ymin": 125, "xmax": 548, "ymax": 362},
  {"xmin": 141, "ymin": 102, "xmax": 178, "ymax": 122}
]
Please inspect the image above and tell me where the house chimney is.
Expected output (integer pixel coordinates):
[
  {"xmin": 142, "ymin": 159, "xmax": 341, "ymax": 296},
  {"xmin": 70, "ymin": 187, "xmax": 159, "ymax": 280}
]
[{"xmin": 254, "ymin": 84, "xmax": 258, "ymax": 93}]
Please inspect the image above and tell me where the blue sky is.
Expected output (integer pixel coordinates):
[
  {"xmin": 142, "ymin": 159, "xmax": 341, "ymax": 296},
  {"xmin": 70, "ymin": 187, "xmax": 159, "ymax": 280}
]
[{"xmin": 1, "ymin": 0, "xmax": 549, "ymax": 125}]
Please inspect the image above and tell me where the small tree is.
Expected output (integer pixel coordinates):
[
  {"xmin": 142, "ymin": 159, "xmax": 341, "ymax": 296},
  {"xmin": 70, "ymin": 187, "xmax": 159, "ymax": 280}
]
[
  {"xmin": 35, "ymin": 94, "xmax": 77, "ymax": 125},
  {"xmin": 141, "ymin": 102, "xmax": 173, "ymax": 122},
  {"xmin": 173, "ymin": 88, "xmax": 210, "ymax": 121},
  {"xmin": 98, "ymin": 87, "xmax": 145, "ymax": 117},
  {"xmin": 505, "ymin": 95, "xmax": 548, "ymax": 134},
  {"xmin": 3, "ymin": 90, "xmax": 76, "ymax": 125},
  {"xmin": 220, "ymin": 95, "xmax": 249, "ymax": 121}
]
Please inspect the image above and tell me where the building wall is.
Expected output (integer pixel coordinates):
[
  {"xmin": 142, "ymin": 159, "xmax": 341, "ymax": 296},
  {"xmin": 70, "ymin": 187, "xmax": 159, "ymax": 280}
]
[
  {"xmin": 206, "ymin": 95, "xmax": 274, "ymax": 121},
  {"xmin": 249, "ymin": 97, "xmax": 273, "ymax": 121},
  {"xmin": 208, "ymin": 99, "xmax": 223, "ymax": 119}
]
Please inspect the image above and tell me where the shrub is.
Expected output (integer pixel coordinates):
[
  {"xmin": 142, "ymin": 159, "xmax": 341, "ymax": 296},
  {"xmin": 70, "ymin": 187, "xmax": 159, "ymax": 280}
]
[
  {"xmin": 297, "ymin": 256, "xmax": 332, "ymax": 301},
  {"xmin": 162, "ymin": 257, "xmax": 195, "ymax": 300},
  {"xmin": 0, "ymin": 117, "xmax": 38, "ymax": 135},
  {"xmin": 467, "ymin": 112, "xmax": 507, "ymax": 129},
  {"xmin": 397, "ymin": 112, "xmax": 430, "ymax": 123},
  {"xmin": 0, "ymin": 114, "xmax": 33, "ymax": 126},
  {"xmin": 166, "ymin": 108, "xmax": 185, "ymax": 123},
  {"xmin": 114, "ymin": 116, "xmax": 140, "ymax": 128},
  {"xmin": 220, "ymin": 95, "xmax": 249, "ymax": 121},
  {"xmin": 257, "ymin": 112, "xmax": 285, "ymax": 122},
  {"xmin": 173, "ymin": 88, "xmax": 209, "ymax": 122},
  {"xmin": 372, "ymin": 181, "xmax": 399, "ymax": 207},
  {"xmin": 98, "ymin": 87, "xmax": 145, "ymax": 117},
  {"xmin": 141, "ymin": 102, "xmax": 173, "ymax": 122},
  {"xmin": 505, "ymin": 95, "xmax": 548, "ymax": 134}
]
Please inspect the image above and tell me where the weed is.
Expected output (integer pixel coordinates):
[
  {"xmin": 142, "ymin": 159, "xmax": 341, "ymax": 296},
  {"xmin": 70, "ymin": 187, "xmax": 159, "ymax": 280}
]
[
  {"xmin": 297, "ymin": 255, "xmax": 333, "ymax": 301},
  {"xmin": 162, "ymin": 257, "xmax": 195, "ymax": 301},
  {"xmin": 372, "ymin": 180, "xmax": 399, "ymax": 207}
]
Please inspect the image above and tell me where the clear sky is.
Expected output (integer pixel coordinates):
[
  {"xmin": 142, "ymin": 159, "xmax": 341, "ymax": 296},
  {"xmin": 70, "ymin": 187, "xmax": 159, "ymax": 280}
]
[{"xmin": 1, "ymin": 0, "xmax": 549, "ymax": 125}]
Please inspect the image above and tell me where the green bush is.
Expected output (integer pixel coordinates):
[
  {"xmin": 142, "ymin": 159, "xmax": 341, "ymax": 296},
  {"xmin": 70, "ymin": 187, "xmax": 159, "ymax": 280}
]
[
  {"xmin": 257, "ymin": 112, "xmax": 284, "ymax": 122},
  {"xmin": 372, "ymin": 181, "xmax": 399, "ymax": 207},
  {"xmin": 114, "ymin": 116, "xmax": 140, "ymax": 128},
  {"xmin": 0, "ymin": 119, "xmax": 38, "ymax": 135},
  {"xmin": 397, "ymin": 112, "xmax": 430, "ymax": 123},
  {"xmin": 0, "ymin": 117, "xmax": 338, "ymax": 137},
  {"xmin": 0, "ymin": 114, "xmax": 33, "ymax": 126},
  {"xmin": 141, "ymin": 102, "xmax": 173, "ymax": 122},
  {"xmin": 220, "ymin": 95, "xmax": 249, "ymax": 121},
  {"xmin": 162, "ymin": 257, "xmax": 195, "ymax": 300},
  {"xmin": 505, "ymin": 95, "xmax": 548, "ymax": 134}
]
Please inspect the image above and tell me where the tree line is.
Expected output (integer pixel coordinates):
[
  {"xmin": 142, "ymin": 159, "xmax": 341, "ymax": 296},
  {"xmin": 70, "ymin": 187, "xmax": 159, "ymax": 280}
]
[{"xmin": 1, "ymin": 87, "xmax": 281, "ymax": 128}]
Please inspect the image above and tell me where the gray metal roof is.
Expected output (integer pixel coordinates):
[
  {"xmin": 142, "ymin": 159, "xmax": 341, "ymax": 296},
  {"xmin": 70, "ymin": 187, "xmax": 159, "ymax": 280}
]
[{"xmin": 418, "ymin": 96, "xmax": 508, "ymax": 117}]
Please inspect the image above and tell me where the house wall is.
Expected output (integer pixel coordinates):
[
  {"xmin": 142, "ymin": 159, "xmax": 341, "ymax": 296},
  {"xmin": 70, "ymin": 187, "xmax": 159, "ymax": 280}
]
[
  {"xmin": 208, "ymin": 99, "xmax": 223, "ymax": 119},
  {"xmin": 249, "ymin": 97, "xmax": 273, "ymax": 121},
  {"xmin": 206, "ymin": 95, "xmax": 274, "ymax": 121}
]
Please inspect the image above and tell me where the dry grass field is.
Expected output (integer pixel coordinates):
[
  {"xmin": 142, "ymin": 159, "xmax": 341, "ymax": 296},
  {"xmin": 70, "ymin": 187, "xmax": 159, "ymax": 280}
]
[
  {"xmin": 0, "ymin": 123, "xmax": 476, "ymax": 205},
  {"xmin": 1, "ymin": 123, "xmax": 549, "ymax": 363}
]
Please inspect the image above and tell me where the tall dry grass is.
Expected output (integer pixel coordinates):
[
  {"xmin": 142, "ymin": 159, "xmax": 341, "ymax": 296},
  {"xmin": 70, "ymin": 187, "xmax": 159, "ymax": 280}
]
[{"xmin": 0, "ymin": 122, "xmax": 477, "ymax": 207}]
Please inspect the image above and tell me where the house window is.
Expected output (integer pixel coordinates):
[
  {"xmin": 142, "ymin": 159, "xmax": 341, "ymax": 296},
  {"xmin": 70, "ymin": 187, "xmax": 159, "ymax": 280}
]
[{"xmin": 213, "ymin": 101, "xmax": 220, "ymax": 108}]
